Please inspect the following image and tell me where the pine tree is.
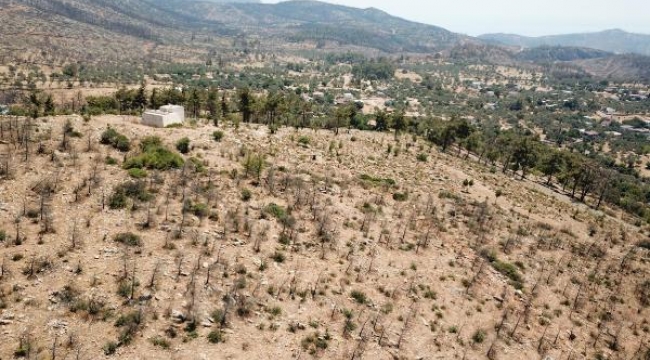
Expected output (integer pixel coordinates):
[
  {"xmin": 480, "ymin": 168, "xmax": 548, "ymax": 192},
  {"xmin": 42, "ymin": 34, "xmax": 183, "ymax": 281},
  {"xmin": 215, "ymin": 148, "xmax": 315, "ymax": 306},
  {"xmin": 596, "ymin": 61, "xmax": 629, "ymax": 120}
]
[{"xmin": 134, "ymin": 82, "xmax": 147, "ymax": 111}]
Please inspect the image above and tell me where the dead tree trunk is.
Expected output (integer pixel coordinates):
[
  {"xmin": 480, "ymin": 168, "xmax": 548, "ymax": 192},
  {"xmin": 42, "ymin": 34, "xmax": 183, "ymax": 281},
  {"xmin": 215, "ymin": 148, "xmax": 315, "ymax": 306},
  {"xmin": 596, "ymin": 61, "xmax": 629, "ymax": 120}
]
[{"xmin": 397, "ymin": 302, "xmax": 416, "ymax": 349}]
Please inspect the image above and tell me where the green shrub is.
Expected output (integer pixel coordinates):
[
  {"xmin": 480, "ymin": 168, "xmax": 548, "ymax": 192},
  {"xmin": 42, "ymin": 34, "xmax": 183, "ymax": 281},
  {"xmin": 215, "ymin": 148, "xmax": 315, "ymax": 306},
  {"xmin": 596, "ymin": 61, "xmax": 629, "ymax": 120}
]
[
  {"xmin": 113, "ymin": 232, "xmax": 142, "ymax": 247},
  {"xmin": 100, "ymin": 128, "xmax": 119, "ymax": 145},
  {"xmin": 207, "ymin": 330, "xmax": 225, "ymax": 344},
  {"xmin": 301, "ymin": 331, "xmax": 330, "ymax": 354},
  {"xmin": 360, "ymin": 174, "xmax": 396, "ymax": 187},
  {"xmin": 175, "ymin": 137, "xmax": 190, "ymax": 154},
  {"xmin": 139, "ymin": 136, "xmax": 162, "ymax": 151},
  {"xmin": 115, "ymin": 311, "xmax": 142, "ymax": 328},
  {"xmin": 14, "ymin": 348, "xmax": 29, "ymax": 357},
  {"xmin": 185, "ymin": 201, "xmax": 209, "ymax": 218},
  {"xmin": 416, "ymin": 153, "xmax": 428, "ymax": 162},
  {"xmin": 491, "ymin": 260, "xmax": 523, "ymax": 289},
  {"xmin": 150, "ymin": 336, "xmax": 170, "ymax": 349},
  {"xmin": 117, "ymin": 281, "xmax": 131, "ymax": 298},
  {"xmin": 350, "ymin": 290, "xmax": 368, "ymax": 304},
  {"xmin": 100, "ymin": 127, "xmax": 131, "ymax": 152},
  {"xmin": 123, "ymin": 140, "xmax": 184, "ymax": 170},
  {"xmin": 241, "ymin": 188, "xmax": 252, "ymax": 202},
  {"xmin": 479, "ymin": 248, "xmax": 524, "ymax": 289},
  {"xmin": 271, "ymin": 251, "xmax": 286, "ymax": 263},
  {"xmin": 105, "ymin": 156, "xmax": 118, "ymax": 165},
  {"xmin": 264, "ymin": 203, "xmax": 287, "ymax": 220},
  {"xmin": 128, "ymin": 168, "xmax": 147, "ymax": 179},
  {"xmin": 188, "ymin": 157, "xmax": 206, "ymax": 173},
  {"xmin": 103, "ymin": 341, "xmax": 118, "ymax": 355},
  {"xmin": 114, "ymin": 135, "xmax": 131, "ymax": 152},
  {"xmin": 298, "ymin": 136, "xmax": 311, "ymax": 146},
  {"xmin": 109, "ymin": 191, "xmax": 128, "ymax": 209},
  {"xmin": 267, "ymin": 306, "xmax": 282, "ymax": 317},
  {"xmin": 213, "ymin": 131, "xmax": 224, "ymax": 142},
  {"xmin": 472, "ymin": 329, "xmax": 486, "ymax": 343},
  {"xmin": 393, "ymin": 192, "xmax": 408, "ymax": 202},
  {"xmin": 242, "ymin": 152, "xmax": 265, "ymax": 179},
  {"xmin": 114, "ymin": 310, "xmax": 143, "ymax": 345},
  {"xmin": 479, "ymin": 248, "xmax": 498, "ymax": 262},
  {"xmin": 109, "ymin": 181, "xmax": 152, "ymax": 209},
  {"xmin": 211, "ymin": 309, "xmax": 225, "ymax": 324},
  {"xmin": 0, "ymin": 230, "xmax": 6, "ymax": 242}
]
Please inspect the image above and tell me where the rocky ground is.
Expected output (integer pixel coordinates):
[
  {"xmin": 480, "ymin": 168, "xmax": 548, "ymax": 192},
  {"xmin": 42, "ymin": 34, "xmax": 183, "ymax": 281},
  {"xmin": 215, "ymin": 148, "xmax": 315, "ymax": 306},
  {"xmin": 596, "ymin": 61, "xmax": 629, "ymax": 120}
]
[{"xmin": 0, "ymin": 115, "xmax": 648, "ymax": 359}]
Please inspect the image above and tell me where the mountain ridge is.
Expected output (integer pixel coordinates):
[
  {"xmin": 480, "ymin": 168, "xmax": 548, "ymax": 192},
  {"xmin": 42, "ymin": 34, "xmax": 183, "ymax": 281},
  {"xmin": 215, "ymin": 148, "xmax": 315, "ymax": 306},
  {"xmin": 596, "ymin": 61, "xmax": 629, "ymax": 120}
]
[
  {"xmin": 479, "ymin": 29, "xmax": 650, "ymax": 56},
  {"xmin": 1, "ymin": 0, "xmax": 650, "ymax": 81}
]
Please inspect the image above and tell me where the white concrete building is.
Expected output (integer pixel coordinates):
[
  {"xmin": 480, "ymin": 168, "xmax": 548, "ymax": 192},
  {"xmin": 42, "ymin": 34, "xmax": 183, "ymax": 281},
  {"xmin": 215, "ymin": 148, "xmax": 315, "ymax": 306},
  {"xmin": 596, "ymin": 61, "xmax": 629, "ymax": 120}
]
[{"xmin": 142, "ymin": 105, "xmax": 185, "ymax": 128}]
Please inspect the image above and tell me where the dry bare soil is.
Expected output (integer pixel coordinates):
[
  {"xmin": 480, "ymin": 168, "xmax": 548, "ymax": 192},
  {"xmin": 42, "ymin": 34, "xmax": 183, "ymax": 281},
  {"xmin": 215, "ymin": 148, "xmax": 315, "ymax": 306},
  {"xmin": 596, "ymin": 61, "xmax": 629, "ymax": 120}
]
[{"xmin": 0, "ymin": 115, "xmax": 648, "ymax": 360}]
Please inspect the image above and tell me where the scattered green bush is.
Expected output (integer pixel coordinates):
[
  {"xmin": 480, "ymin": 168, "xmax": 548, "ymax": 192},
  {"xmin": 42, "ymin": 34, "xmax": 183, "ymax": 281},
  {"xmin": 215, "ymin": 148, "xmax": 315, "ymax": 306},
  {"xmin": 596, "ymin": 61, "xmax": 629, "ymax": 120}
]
[
  {"xmin": 241, "ymin": 188, "xmax": 252, "ymax": 202},
  {"xmin": 109, "ymin": 181, "xmax": 152, "ymax": 209},
  {"xmin": 127, "ymin": 168, "xmax": 147, "ymax": 179},
  {"xmin": 301, "ymin": 331, "xmax": 330, "ymax": 354},
  {"xmin": 480, "ymin": 248, "xmax": 523, "ymax": 289},
  {"xmin": 103, "ymin": 341, "xmax": 118, "ymax": 355},
  {"xmin": 271, "ymin": 251, "xmax": 286, "ymax": 263},
  {"xmin": 123, "ymin": 137, "xmax": 184, "ymax": 171},
  {"xmin": 213, "ymin": 131, "xmax": 225, "ymax": 142},
  {"xmin": 359, "ymin": 174, "xmax": 396, "ymax": 187},
  {"xmin": 491, "ymin": 260, "xmax": 523, "ymax": 289},
  {"xmin": 113, "ymin": 232, "xmax": 142, "ymax": 247},
  {"xmin": 114, "ymin": 310, "xmax": 143, "ymax": 345},
  {"xmin": 185, "ymin": 201, "xmax": 209, "ymax": 218},
  {"xmin": 242, "ymin": 152, "xmax": 265, "ymax": 179},
  {"xmin": 472, "ymin": 329, "xmax": 486, "ymax": 343},
  {"xmin": 105, "ymin": 156, "xmax": 118, "ymax": 165},
  {"xmin": 188, "ymin": 157, "xmax": 206, "ymax": 173},
  {"xmin": 393, "ymin": 192, "xmax": 408, "ymax": 202},
  {"xmin": 264, "ymin": 203, "xmax": 287, "ymax": 220},
  {"xmin": 175, "ymin": 137, "xmax": 190, "ymax": 154},
  {"xmin": 298, "ymin": 136, "xmax": 311, "ymax": 146},
  {"xmin": 211, "ymin": 309, "xmax": 225, "ymax": 324},
  {"xmin": 350, "ymin": 290, "xmax": 368, "ymax": 304},
  {"xmin": 207, "ymin": 330, "xmax": 225, "ymax": 344},
  {"xmin": 150, "ymin": 336, "xmax": 170, "ymax": 349},
  {"xmin": 416, "ymin": 153, "xmax": 428, "ymax": 162},
  {"xmin": 100, "ymin": 127, "xmax": 130, "ymax": 152}
]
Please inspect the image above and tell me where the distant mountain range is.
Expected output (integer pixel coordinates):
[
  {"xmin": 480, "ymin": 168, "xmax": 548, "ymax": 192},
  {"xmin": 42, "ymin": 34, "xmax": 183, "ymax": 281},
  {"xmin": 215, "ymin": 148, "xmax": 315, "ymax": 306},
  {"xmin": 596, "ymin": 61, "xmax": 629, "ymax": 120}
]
[
  {"xmin": 159, "ymin": 0, "xmax": 470, "ymax": 53},
  {"xmin": 1, "ymin": 0, "xmax": 471, "ymax": 62},
  {"xmin": 479, "ymin": 29, "xmax": 650, "ymax": 56},
  {"xmin": 1, "ymin": 0, "xmax": 650, "ymax": 81}
]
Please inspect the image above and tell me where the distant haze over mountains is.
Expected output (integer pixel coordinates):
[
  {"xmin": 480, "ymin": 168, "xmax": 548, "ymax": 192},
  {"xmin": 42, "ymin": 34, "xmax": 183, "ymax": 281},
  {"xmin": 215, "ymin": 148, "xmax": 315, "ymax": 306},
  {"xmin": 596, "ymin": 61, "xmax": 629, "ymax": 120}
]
[{"xmin": 479, "ymin": 29, "xmax": 650, "ymax": 56}]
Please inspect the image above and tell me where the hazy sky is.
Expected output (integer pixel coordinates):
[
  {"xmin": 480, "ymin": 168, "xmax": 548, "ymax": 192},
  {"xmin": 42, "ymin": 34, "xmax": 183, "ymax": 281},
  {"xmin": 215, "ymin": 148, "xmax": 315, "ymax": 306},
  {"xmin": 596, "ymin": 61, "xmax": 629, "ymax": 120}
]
[{"xmin": 261, "ymin": 0, "xmax": 650, "ymax": 36}]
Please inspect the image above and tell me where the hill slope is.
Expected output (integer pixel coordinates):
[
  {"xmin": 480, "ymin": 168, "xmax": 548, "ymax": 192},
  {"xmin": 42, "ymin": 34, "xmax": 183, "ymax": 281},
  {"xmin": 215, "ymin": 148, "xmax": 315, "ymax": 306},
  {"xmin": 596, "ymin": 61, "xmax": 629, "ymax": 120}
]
[
  {"xmin": 0, "ymin": 0, "xmax": 471, "ymax": 65},
  {"xmin": 155, "ymin": 0, "xmax": 470, "ymax": 53},
  {"xmin": 0, "ymin": 115, "xmax": 648, "ymax": 360},
  {"xmin": 479, "ymin": 29, "xmax": 650, "ymax": 56},
  {"xmin": 514, "ymin": 46, "xmax": 612, "ymax": 62}
]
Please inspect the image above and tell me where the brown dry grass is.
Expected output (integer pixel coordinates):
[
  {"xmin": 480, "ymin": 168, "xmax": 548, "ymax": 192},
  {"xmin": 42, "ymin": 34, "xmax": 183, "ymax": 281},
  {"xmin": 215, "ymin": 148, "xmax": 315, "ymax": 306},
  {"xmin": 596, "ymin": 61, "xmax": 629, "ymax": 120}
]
[{"xmin": 0, "ymin": 115, "xmax": 648, "ymax": 359}]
